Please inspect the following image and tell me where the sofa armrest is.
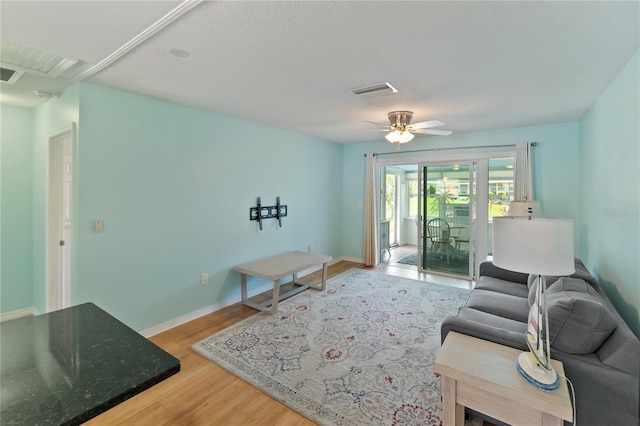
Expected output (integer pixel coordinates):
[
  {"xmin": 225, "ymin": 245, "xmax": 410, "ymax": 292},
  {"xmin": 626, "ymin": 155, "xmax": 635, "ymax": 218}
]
[
  {"xmin": 555, "ymin": 350, "xmax": 640, "ymax": 426},
  {"xmin": 479, "ymin": 258, "xmax": 528, "ymax": 284}
]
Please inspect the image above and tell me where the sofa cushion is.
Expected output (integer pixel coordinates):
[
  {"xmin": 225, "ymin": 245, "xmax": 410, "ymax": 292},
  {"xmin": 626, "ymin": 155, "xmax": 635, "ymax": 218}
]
[
  {"xmin": 475, "ymin": 276, "xmax": 529, "ymax": 298},
  {"xmin": 527, "ymin": 258, "xmax": 601, "ymax": 307},
  {"xmin": 465, "ymin": 289, "xmax": 529, "ymax": 323},
  {"xmin": 527, "ymin": 273, "xmax": 562, "ymax": 289},
  {"xmin": 527, "ymin": 275, "xmax": 563, "ymax": 307},
  {"xmin": 456, "ymin": 306, "xmax": 528, "ymax": 334},
  {"xmin": 528, "ymin": 277, "xmax": 536, "ymax": 306},
  {"xmin": 545, "ymin": 277, "xmax": 618, "ymax": 354},
  {"xmin": 527, "ymin": 274, "xmax": 564, "ymax": 307}
]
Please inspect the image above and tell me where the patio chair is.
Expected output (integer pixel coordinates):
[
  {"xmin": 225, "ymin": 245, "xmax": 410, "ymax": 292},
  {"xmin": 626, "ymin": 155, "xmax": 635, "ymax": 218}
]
[
  {"xmin": 426, "ymin": 218, "xmax": 453, "ymax": 263},
  {"xmin": 453, "ymin": 225, "xmax": 469, "ymax": 255}
]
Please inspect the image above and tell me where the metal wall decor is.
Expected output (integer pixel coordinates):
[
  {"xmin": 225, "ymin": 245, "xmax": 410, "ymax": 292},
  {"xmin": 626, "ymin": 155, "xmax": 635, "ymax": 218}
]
[{"xmin": 250, "ymin": 196, "xmax": 287, "ymax": 230}]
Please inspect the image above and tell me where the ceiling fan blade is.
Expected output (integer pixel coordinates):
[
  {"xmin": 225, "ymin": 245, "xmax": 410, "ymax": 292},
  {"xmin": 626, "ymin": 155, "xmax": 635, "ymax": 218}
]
[
  {"xmin": 363, "ymin": 120, "xmax": 388, "ymax": 126},
  {"xmin": 414, "ymin": 129, "xmax": 452, "ymax": 136},
  {"xmin": 409, "ymin": 120, "xmax": 445, "ymax": 129}
]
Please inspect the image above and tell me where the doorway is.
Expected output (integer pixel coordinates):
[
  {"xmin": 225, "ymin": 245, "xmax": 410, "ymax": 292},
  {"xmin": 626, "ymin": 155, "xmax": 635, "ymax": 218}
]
[
  {"xmin": 379, "ymin": 165, "xmax": 419, "ymax": 265},
  {"xmin": 47, "ymin": 125, "xmax": 74, "ymax": 312},
  {"xmin": 377, "ymin": 152, "xmax": 515, "ymax": 280},
  {"xmin": 379, "ymin": 162, "xmax": 473, "ymax": 278}
]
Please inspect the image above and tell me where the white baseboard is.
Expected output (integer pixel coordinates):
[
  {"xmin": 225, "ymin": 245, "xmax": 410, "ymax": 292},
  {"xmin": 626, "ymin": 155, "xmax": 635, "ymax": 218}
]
[
  {"xmin": 337, "ymin": 255, "xmax": 365, "ymax": 264},
  {"xmin": 141, "ymin": 269, "xmax": 319, "ymax": 337},
  {"xmin": 140, "ymin": 299, "xmax": 234, "ymax": 338},
  {"xmin": 140, "ymin": 281, "xmax": 273, "ymax": 338},
  {"xmin": 141, "ymin": 257, "xmax": 363, "ymax": 338},
  {"xmin": 0, "ymin": 307, "xmax": 38, "ymax": 323}
]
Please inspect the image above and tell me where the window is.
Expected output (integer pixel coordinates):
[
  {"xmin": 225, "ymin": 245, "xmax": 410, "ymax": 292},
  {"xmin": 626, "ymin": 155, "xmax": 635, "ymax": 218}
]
[
  {"xmin": 408, "ymin": 178, "xmax": 419, "ymax": 217},
  {"xmin": 488, "ymin": 157, "xmax": 514, "ymax": 219}
]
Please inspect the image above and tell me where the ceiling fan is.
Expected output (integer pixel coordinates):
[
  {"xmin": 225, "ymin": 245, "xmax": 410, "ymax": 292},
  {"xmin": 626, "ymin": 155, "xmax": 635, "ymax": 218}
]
[{"xmin": 371, "ymin": 111, "xmax": 452, "ymax": 149}]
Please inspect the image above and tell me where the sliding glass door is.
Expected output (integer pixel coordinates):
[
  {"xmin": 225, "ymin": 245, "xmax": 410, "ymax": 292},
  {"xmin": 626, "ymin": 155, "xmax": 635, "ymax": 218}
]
[
  {"xmin": 376, "ymin": 150, "xmax": 515, "ymax": 280},
  {"xmin": 419, "ymin": 162, "xmax": 474, "ymax": 278}
]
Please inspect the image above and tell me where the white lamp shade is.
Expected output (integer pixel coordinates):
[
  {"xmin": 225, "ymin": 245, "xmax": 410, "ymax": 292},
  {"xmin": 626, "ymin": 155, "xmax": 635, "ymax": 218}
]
[
  {"xmin": 385, "ymin": 130, "xmax": 400, "ymax": 143},
  {"xmin": 492, "ymin": 217, "xmax": 575, "ymax": 276},
  {"xmin": 398, "ymin": 131, "xmax": 414, "ymax": 143},
  {"xmin": 386, "ymin": 130, "xmax": 414, "ymax": 144},
  {"xmin": 508, "ymin": 200, "xmax": 542, "ymax": 217}
]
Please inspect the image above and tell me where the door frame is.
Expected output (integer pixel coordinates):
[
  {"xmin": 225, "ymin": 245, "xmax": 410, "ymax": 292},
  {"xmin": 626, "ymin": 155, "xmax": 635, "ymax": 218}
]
[
  {"xmin": 375, "ymin": 150, "xmax": 515, "ymax": 279},
  {"xmin": 46, "ymin": 123, "xmax": 75, "ymax": 312},
  {"xmin": 381, "ymin": 167, "xmax": 404, "ymax": 248}
]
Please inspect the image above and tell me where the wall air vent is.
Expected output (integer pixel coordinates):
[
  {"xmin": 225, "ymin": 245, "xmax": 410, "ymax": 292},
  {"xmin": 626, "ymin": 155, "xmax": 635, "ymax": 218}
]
[
  {"xmin": 0, "ymin": 66, "xmax": 24, "ymax": 84},
  {"xmin": 350, "ymin": 82, "xmax": 398, "ymax": 98}
]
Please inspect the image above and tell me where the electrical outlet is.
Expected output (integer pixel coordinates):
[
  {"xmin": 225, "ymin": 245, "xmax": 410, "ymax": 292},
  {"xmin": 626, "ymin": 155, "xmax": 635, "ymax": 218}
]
[{"xmin": 201, "ymin": 273, "xmax": 208, "ymax": 285}]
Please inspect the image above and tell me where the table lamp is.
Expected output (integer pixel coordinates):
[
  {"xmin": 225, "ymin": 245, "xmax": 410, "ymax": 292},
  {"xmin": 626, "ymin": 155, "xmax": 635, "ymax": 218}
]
[
  {"xmin": 492, "ymin": 216, "xmax": 575, "ymax": 390},
  {"xmin": 508, "ymin": 200, "xmax": 542, "ymax": 218}
]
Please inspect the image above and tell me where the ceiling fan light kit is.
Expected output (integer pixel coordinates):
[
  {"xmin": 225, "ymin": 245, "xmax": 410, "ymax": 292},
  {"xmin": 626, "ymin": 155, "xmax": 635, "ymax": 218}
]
[
  {"xmin": 380, "ymin": 110, "xmax": 451, "ymax": 150},
  {"xmin": 385, "ymin": 129, "xmax": 414, "ymax": 144}
]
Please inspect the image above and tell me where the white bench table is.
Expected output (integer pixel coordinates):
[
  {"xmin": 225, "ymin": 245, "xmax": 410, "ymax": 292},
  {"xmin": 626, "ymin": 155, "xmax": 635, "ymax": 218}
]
[{"xmin": 234, "ymin": 251, "xmax": 332, "ymax": 313}]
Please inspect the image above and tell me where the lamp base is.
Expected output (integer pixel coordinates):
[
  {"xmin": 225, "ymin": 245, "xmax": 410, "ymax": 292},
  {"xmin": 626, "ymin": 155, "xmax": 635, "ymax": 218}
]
[{"xmin": 515, "ymin": 351, "xmax": 559, "ymax": 391}]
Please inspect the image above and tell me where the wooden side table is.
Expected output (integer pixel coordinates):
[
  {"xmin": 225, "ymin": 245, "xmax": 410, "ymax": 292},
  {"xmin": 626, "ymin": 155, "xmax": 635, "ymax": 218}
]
[
  {"xmin": 234, "ymin": 251, "xmax": 332, "ymax": 313},
  {"xmin": 434, "ymin": 332, "xmax": 573, "ymax": 426}
]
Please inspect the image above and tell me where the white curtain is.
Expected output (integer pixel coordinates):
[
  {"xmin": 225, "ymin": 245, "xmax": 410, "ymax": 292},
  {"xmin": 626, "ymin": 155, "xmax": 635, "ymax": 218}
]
[
  {"xmin": 514, "ymin": 141, "xmax": 534, "ymax": 201},
  {"xmin": 363, "ymin": 153, "xmax": 378, "ymax": 266}
]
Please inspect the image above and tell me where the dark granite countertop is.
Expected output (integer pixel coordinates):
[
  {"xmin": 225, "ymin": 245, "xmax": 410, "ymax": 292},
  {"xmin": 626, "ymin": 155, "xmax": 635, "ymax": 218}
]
[{"xmin": 1, "ymin": 303, "xmax": 180, "ymax": 425}]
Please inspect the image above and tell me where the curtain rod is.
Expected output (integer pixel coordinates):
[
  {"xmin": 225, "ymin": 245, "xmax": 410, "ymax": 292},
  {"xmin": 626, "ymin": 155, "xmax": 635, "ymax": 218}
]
[{"xmin": 365, "ymin": 142, "xmax": 537, "ymax": 157}]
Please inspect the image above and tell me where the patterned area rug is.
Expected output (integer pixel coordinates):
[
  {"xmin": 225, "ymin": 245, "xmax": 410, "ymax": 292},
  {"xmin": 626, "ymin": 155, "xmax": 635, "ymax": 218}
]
[
  {"xmin": 192, "ymin": 269, "xmax": 469, "ymax": 425},
  {"xmin": 397, "ymin": 252, "xmax": 418, "ymax": 265}
]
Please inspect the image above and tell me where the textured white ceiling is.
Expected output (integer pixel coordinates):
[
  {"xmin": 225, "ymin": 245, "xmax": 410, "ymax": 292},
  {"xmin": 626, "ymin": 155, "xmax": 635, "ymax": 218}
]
[{"xmin": 1, "ymin": 1, "xmax": 638, "ymax": 143}]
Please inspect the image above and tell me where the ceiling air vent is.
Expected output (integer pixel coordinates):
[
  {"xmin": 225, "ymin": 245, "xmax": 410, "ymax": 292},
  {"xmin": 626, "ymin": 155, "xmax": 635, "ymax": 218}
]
[
  {"xmin": 0, "ymin": 66, "xmax": 24, "ymax": 84},
  {"xmin": 1, "ymin": 39, "xmax": 77, "ymax": 79},
  {"xmin": 351, "ymin": 82, "xmax": 398, "ymax": 98}
]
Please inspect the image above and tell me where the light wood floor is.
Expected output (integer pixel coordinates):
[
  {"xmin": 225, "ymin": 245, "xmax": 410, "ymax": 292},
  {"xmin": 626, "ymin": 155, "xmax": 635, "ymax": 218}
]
[
  {"xmin": 85, "ymin": 261, "xmax": 473, "ymax": 425},
  {"xmin": 380, "ymin": 244, "xmax": 417, "ymax": 267}
]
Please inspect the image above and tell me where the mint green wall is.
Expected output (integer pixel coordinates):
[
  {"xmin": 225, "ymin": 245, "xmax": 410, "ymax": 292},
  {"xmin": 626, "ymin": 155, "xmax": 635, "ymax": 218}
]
[
  {"xmin": 1, "ymin": 105, "xmax": 34, "ymax": 312},
  {"xmin": 579, "ymin": 50, "xmax": 639, "ymax": 337},
  {"xmin": 342, "ymin": 122, "xmax": 581, "ymax": 260},
  {"xmin": 6, "ymin": 51, "xmax": 636, "ymax": 338},
  {"xmin": 71, "ymin": 83, "xmax": 342, "ymax": 330}
]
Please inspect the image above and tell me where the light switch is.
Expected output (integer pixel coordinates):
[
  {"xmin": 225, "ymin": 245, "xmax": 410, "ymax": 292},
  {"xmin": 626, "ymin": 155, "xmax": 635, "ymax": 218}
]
[{"xmin": 94, "ymin": 220, "xmax": 103, "ymax": 233}]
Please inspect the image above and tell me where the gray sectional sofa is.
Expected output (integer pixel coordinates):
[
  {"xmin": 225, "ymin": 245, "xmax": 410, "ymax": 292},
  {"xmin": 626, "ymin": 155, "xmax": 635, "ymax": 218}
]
[{"xmin": 441, "ymin": 259, "xmax": 640, "ymax": 426}]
